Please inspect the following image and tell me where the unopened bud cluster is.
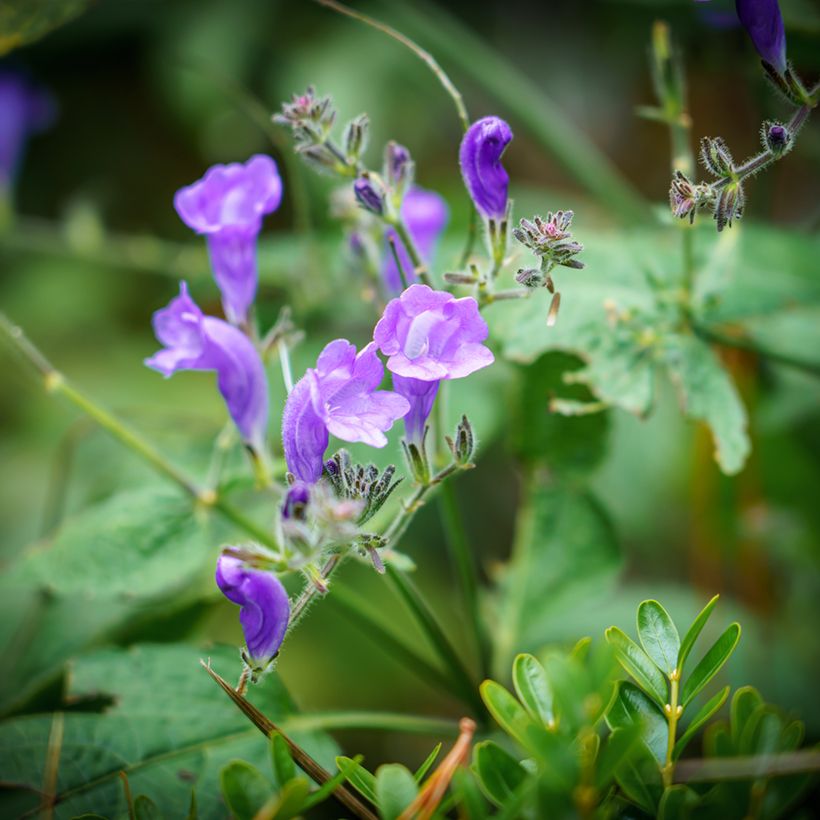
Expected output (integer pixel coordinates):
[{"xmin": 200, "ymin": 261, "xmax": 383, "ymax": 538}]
[
  {"xmin": 513, "ymin": 211, "xmax": 584, "ymax": 269},
  {"xmin": 445, "ymin": 415, "xmax": 476, "ymax": 467},
  {"xmin": 324, "ymin": 449, "xmax": 402, "ymax": 525}
]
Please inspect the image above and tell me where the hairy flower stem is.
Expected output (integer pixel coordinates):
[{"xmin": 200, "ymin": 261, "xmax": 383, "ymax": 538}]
[
  {"xmin": 0, "ymin": 311, "xmax": 282, "ymax": 551},
  {"xmin": 289, "ymin": 554, "xmax": 341, "ymax": 628}
]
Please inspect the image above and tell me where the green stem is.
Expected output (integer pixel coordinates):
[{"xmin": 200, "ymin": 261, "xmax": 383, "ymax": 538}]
[
  {"xmin": 663, "ymin": 671, "xmax": 681, "ymax": 788},
  {"xmin": 438, "ymin": 481, "xmax": 491, "ymax": 679},
  {"xmin": 289, "ymin": 554, "xmax": 342, "ymax": 628},
  {"xmin": 391, "ymin": 218, "xmax": 433, "ymax": 287}
]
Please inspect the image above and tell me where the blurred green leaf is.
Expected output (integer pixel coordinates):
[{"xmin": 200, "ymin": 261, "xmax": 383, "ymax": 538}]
[
  {"xmin": 0, "ymin": 644, "xmax": 337, "ymax": 820},
  {"xmin": 512, "ymin": 654, "xmax": 554, "ymax": 728},
  {"xmin": 605, "ymin": 627, "xmax": 668, "ymax": 708},
  {"xmin": 637, "ymin": 600, "xmax": 680, "ymax": 678},
  {"xmin": 673, "ymin": 685, "xmax": 730, "ymax": 760},
  {"xmin": 657, "ymin": 784, "xmax": 700, "ymax": 820},
  {"xmin": 336, "ymin": 756, "xmax": 377, "ymax": 804},
  {"xmin": 677, "ymin": 595, "xmax": 719, "ymax": 675},
  {"xmin": 374, "ymin": 764, "xmax": 418, "ymax": 820},
  {"xmin": 594, "ymin": 724, "xmax": 642, "ymax": 789},
  {"xmin": 134, "ymin": 795, "xmax": 163, "ymax": 820},
  {"xmin": 270, "ymin": 733, "xmax": 297, "ymax": 791},
  {"xmin": 472, "ymin": 741, "xmax": 527, "ymax": 808},
  {"xmin": 607, "ymin": 681, "xmax": 668, "ymax": 766},
  {"xmin": 0, "ymin": 0, "xmax": 91, "ymax": 54},
  {"xmin": 681, "ymin": 623, "xmax": 741, "ymax": 708},
  {"xmin": 493, "ymin": 477, "xmax": 621, "ymax": 669},
  {"xmin": 413, "ymin": 743, "xmax": 441, "ymax": 783},
  {"xmin": 451, "ymin": 768, "xmax": 489, "ymax": 820},
  {"xmin": 730, "ymin": 686, "xmax": 764, "ymax": 749},
  {"xmin": 220, "ymin": 761, "xmax": 273, "ymax": 820},
  {"xmin": 612, "ymin": 736, "xmax": 663, "ymax": 815},
  {"xmin": 479, "ymin": 680, "xmax": 537, "ymax": 750}
]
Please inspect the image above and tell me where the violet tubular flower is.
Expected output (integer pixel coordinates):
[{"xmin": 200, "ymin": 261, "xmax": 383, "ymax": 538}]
[
  {"xmin": 145, "ymin": 282, "xmax": 269, "ymax": 452},
  {"xmin": 736, "ymin": 0, "xmax": 786, "ymax": 74},
  {"xmin": 281, "ymin": 339, "xmax": 409, "ymax": 483},
  {"xmin": 216, "ymin": 554, "xmax": 290, "ymax": 669},
  {"xmin": 459, "ymin": 116, "xmax": 513, "ymax": 221},
  {"xmin": 382, "ymin": 186, "xmax": 449, "ymax": 294},
  {"xmin": 374, "ymin": 285, "xmax": 494, "ymax": 441},
  {"xmin": 174, "ymin": 155, "xmax": 282, "ymax": 325}
]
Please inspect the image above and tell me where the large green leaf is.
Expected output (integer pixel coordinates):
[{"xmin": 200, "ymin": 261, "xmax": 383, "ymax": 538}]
[
  {"xmin": 0, "ymin": 488, "xmax": 231, "ymax": 714},
  {"xmin": 492, "ymin": 477, "xmax": 621, "ymax": 671},
  {"xmin": 0, "ymin": 0, "xmax": 92, "ymax": 54},
  {"xmin": 0, "ymin": 644, "xmax": 337, "ymax": 819}
]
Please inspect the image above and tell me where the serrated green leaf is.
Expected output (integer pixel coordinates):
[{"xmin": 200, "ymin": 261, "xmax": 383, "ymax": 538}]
[
  {"xmin": 662, "ymin": 333, "xmax": 750, "ymax": 475},
  {"xmin": 730, "ymin": 686, "xmax": 763, "ymax": 748},
  {"xmin": 658, "ymin": 784, "xmax": 700, "ymax": 819},
  {"xmin": 270, "ymin": 733, "xmax": 296, "ymax": 790},
  {"xmin": 0, "ymin": 644, "xmax": 337, "ymax": 820},
  {"xmin": 512, "ymin": 654, "xmax": 554, "ymax": 727},
  {"xmin": 681, "ymin": 623, "xmax": 741, "ymax": 708},
  {"xmin": 606, "ymin": 681, "xmax": 668, "ymax": 765},
  {"xmin": 493, "ymin": 478, "xmax": 620, "ymax": 669},
  {"xmin": 677, "ymin": 595, "xmax": 719, "ymax": 674},
  {"xmin": 336, "ymin": 756, "xmax": 377, "ymax": 804},
  {"xmin": 220, "ymin": 761, "xmax": 273, "ymax": 820},
  {"xmin": 472, "ymin": 741, "xmax": 528, "ymax": 807},
  {"xmin": 637, "ymin": 600, "xmax": 680, "ymax": 677},
  {"xmin": 605, "ymin": 626, "xmax": 668, "ymax": 707},
  {"xmin": 413, "ymin": 743, "xmax": 442, "ymax": 783},
  {"xmin": 673, "ymin": 686, "xmax": 730, "ymax": 760},
  {"xmin": 375, "ymin": 764, "xmax": 418, "ymax": 820}
]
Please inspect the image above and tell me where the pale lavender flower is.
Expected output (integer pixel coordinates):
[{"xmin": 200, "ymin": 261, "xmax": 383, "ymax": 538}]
[
  {"xmin": 281, "ymin": 339, "xmax": 409, "ymax": 483},
  {"xmin": 382, "ymin": 186, "xmax": 449, "ymax": 293},
  {"xmin": 0, "ymin": 72, "xmax": 55, "ymax": 186},
  {"xmin": 216, "ymin": 554, "xmax": 290, "ymax": 667},
  {"xmin": 145, "ymin": 282, "xmax": 269, "ymax": 450},
  {"xmin": 174, "ymin": 155, "xmax": 282, "ymax": 325},
  {"xmin": 459, "ymin": 116, "xmax": 513, "ymax": 220},
  {"xmin": 374, "ymin": 285, "xmax": 494, "ymax": 440}
]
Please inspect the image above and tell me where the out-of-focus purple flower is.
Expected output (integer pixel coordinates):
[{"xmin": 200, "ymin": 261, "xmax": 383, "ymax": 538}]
[
  {"xmin": 459, "ymin": 116, "xmax": 513, "ymax": 220},
  {"xmin": 282, "ymin": 481, "xmax": 310, "ymax": 520},
  {"xmin": 353, "ymin": 175, "xmax": 385, "ymax": 215},
  {"xmin": 735, "ymin": 0, "xmax": 786, "ymax": 73},
  {"xmin": 382, "ymin": 186, "xmax": 449, "ymax": 294},
  {"xmin": 145, "ymin": 282, "xmax": 269, "ymax": 450},
  {"xmin": 0, "ymin": 72, "xmax": 55, "ymax": 186},
  {"xmin": 174, "ymin": 155, "xmax": 282, "ymax": 325},
  {"xmin": 281, "ymin": 339, "xmax": 409, "ymax": 483},
  {"xmin": 374, "ymin": 285, "xmax": 494, "ymax": 440},
  {"xmin": 216, "ymin": 554, "xmax": 290, "ymax": 667}
]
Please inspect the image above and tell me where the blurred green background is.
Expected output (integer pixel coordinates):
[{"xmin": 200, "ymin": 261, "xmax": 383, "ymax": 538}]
[{"xmin": 2, "ymin": 0, "xmax": 820, "ymax": 776}]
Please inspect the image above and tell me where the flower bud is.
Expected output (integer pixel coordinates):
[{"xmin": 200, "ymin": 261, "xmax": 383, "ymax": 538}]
[
  {"xmin": 736, "ymin": 0, "xmax": 786, "ymax": 76},
  {"xmin": 384, "ymin": 141, "xmax": 414, "ymax": 199},
  {"xmin": 762, "ymin": 120, "xmax": 791, "ymax": 156},
  {"xmin": 459, "ymin": 116, "xmax": 513, "ymax": 220},
  {"xmin": 714, "ymin": 180, "xmax": 745, "ymax": 232},
  {"xmin": 699, "ymin": 136, "xmax": 734, "ymax": 178},
  {"xmin": 354, "ymin": 174, "xmax": 385, "ymax": 215},
  {"xmin": 446, "ymin": 415, "xmax": 475, "ymax": 467},
  {"xmin": 515, "ymin": 267, "xmax": 544, "ymax": 288},
  {"xmin": 669, "ymin": 170, "xmax": 697, "ymax": 223},
  {"xmin": 282, "ymin": 482, "xmax": 310, "ymax": 521},
  {"xmin": 343, "ymin": 113, "xmax": 370, "ymax": 162},
  {"xmin": 402, "ymin": 437, "xmax": 431, "ymax": 486}
]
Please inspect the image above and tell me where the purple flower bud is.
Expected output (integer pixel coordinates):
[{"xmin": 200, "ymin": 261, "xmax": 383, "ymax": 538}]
[
  {"xmin": 384, "ymin": 141, "xmax": 413, "ymax": 195},
  {"xmin": 459, "ymin": 116, "xmax": 513, "ymax": 220},
  {"xmin": 735, "ymin": 0, "xmax": 786, "ymax": 74},
  {"xmin": 174, "ymin": 155, "xmax": 282, "ymax": 325},
  {"xmin": 382, "ymin": 186, "xmax": 449, "ymax": 294},
  {"xmin": 0, "ymin": 72, "xmax": 55, "ymax": 186},
  {"xmin": 281, "ymin": 339, "xmax": 410, "ymax": 483},
  {"xmin": 763, "ymin": 121, "xmax": 790, "ymax": 154},
  {"xmin": 145, "ymin": 282, "xmax": 269, "ymax": 451},
  {"xmin": 353, "ymin": 175, "xmax": 385, "ymax": 215},
  {"xmin": 374, "ymin": 285, "xmax": 494, "ymax": 439},
  {"xmin": 216, "ymin": 555, "xmax": 290, "ymax": 667},
  {"xmin": 282, "ymin": 481, "xmax": 310, "ymax": 520}
]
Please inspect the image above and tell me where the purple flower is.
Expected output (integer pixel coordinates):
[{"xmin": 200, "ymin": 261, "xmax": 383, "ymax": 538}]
[
  {"xmin": 145, "ymin": 282, "xmax": 269, "ymax": 451},
  {"xmin": 0, "ymin": 72, "xmax": 55, "ymax": 186},
  {"xmin": 216, "ymin": 555, "xmax": 290, "ymax": 667},
  {"xmin": 383, "ymin": 186, "xmax": 449, "ymax": 294},
  {"xmin": 459, "ymin": 116, "xmax": 513, "ymax": 221},
  {"xmin": 374, "ymin": 285, "xmax": 494, "ymax": 440},
  {"xmin": 174, "ymin": 155, "xmax": 282, "ymax": 325},
  {"xmin": 736, "ymin": 0, "xmax": 786, "ymax": 74},
  {"xmin": 281, "ymin": 339, "xmax": 410, "ymax": 483}
]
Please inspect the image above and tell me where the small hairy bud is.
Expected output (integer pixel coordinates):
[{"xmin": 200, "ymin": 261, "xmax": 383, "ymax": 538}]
[
  {"xmin": 515, "ymin": 267, "xmax": 544, "ymax": 288},
  {"xmin": 761, "ymin": 120, "xmax": 791, "ymax": 157},
  {"xmin": 699, "ymin": 136, "xmax": 735, "ymax": 178},
  {"xmin": 353, "ymin": 174, "xmax": 385, "ymax": 216},
  {"xmin": 343, "ymin": 113, "xmax": 369, "ymax": 162},
  {"xmin": 274, "ymin": 86, "xmax": 336, "ymax": 145},
  {"xmin": 714, "ymin": 180, "xmax": 745, "ymax": 232},
  {"xmin": 445, "ymin": 415, "xmax": 476, "ymax": 467},
  {"xmin": 384, "ymin": 141, "xmax": 414, "ymax": 199},
  {"xmin": 512, "ymin": 211, "xmax": 584, "ymax": 269}
]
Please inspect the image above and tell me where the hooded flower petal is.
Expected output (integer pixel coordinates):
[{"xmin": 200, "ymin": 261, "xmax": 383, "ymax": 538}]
[
  {"xmin": 145, "ymin": 283, "xmax": 269, "ymax": 450},
  {"xmin": 282, "ymin": 339, "xmax": 409, "ymax": 483},
  {"xmin": 382, "ymin": 186, "xmax": 449, "ymax": 293},
  {"xmin": 216, "ymin": 555, "xmax": 290, "ymax": 666},
  {"xmin": 174, "ymin": 155, "xmax": 283, "ymax": 324},
  {"xmin": 735, "ymin": 0, "xmax": 786, "ymax": 74},
  {"xmin": 459, "ymin": 116, "xmax": 513, "ymax": 220}
]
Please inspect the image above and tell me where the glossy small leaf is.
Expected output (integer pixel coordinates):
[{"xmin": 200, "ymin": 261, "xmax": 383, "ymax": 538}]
[
  {"xmin": 637, "ymin": 600, "xmax": 680, "ymax": 677},
  {"xmin": 480, "ymin": 680, "xmax": 538, "ymax": 749},
  {"xmin": 472, "ymin": 741, "xmax": 528, "ymax": 807},
  {"xmin": 375, "ymin": 764, "xmax": 418, "ymax": 820},
  {"xmin": 681, "ymin": 623, "xmax": 741, "ymax": 708},
  {"xmin": 730, "ymin": 685, "xmax": 763, "ymax": 747},
  {"xmin": 220, "ymin": 761, "xmax": 273, "ymax": 820},
  {"xmin": 673, "ymin": 685, "xmax": 730, "ymax": 760},
  {"xmin": 336, "ymin": 756, "xmax": 377, "ymax": 804},
  {"xmin": 613, "ymin": 738, "xmax": 663, "ymax": 815},
  {"xmin": 607, "ymin": 681, "xmax": 668, "ymax": 765},
  {"xmin": 605, "ymin": 626, "xmax": 668, "ymax": 707},
  {"xmin": 512, "ymin": 653, "xmax": 554, "ymax": 727},
  {"xmin": 414, "ymin": 743, "xmax": 442, "ymax": 783},
  {"xmin": 677, "ymin": 595, "xmax": 719, "ymax": 674}
]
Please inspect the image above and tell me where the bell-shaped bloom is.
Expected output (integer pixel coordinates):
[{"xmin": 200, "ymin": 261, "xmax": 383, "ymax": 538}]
[
  {"xmin": 145, "ymin": 282, "xmax": 269, "ymax": 451},
  {"xmin": 174, "ymin": 155, "xmax": 282, "ymax": 325},
  {"xmin": 459, "ymin": 116, "xmax": 513, "ymax": 221},
  {"xmin": 382, "ymin": 186, "xmax": 449, "ymax": 294},
  {"xmin": 374, "ymin": 285, "xmax": 494, "ymax": 440},
  {"xmin": 216, "ymin": 555, "xmax": 290, "ymax": 667},
  {"xmin": 282, "ymin": 339, "xmax": 410, "ymax": 483},
  {"xmin": 735, "ymin": 0, "xmax": 786, "ymax": 74},
  {"xmin": 0, "ymin": 72, "xmax": 55, "ymax": 186},
  {"xmin": 391, "ymin": 374, "xmax": 440, "ymax": 443}
]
